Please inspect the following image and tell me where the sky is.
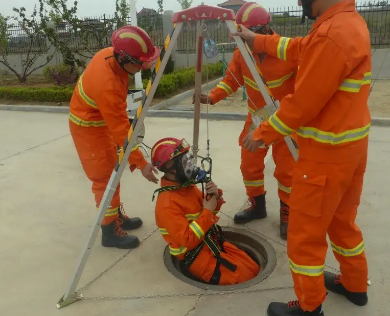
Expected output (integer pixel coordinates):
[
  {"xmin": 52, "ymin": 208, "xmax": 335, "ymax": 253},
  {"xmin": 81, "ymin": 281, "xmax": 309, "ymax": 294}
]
[{"xmin": 1, "ymin": 0, "xmax": 302, "ymax": 18}]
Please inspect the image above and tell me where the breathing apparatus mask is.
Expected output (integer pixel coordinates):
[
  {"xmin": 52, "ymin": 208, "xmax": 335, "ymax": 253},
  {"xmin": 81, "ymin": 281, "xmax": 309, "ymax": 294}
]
[
  {"xmin": 301, "ymin": 0, "xmax": 317, "ymax": 24},
  {"xmin": 172, "ymin": 151, "xmax": 209, "ymax": 185}
]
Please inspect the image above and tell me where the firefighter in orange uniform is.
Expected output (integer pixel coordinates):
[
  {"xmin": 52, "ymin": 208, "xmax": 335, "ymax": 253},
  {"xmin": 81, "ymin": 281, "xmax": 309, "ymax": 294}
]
[
  {"xmin": 151, "ymin": 137, "xmax": 260, "ymax": 285},
  {"xmin": 234, "ymin": 0, "xmax": 370, "ymax": 314},
  {"xmin": 69, "ymin": 26, "xmax": 160, "ymax": 250},
  {"xmin": 198, "ymin": 3, "xmax": 298, "ymax": 240}
]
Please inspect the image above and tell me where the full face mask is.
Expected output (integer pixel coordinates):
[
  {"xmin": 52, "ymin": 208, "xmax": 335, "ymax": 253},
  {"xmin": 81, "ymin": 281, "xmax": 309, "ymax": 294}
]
[
  {"xmin": 169, "ymin": 151, "xmax": 207, "ymax": 184},
  {"xmin": 301, "ymin": 0, "xmax": 317, "ymax": 23}
]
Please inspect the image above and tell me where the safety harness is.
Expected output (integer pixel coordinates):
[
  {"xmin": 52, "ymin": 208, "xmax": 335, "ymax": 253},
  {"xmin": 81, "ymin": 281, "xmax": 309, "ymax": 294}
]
[
  {"xmin": 182, "ymin": 224, "xmax": 237, "ymax": 285},
  {"xmin": 152, "ymin": 156, "xmax": 237, "ymax": 285}
]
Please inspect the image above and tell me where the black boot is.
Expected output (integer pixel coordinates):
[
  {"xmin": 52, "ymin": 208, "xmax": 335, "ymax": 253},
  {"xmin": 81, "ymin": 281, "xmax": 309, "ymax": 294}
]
[
  {"xmin": 280, "ymin": 201, "xmax": 289, "ymax": 240},
  {"xmin": 101, "ymin": 219, "xmax": 140, "ymax": 249},
  {"xmin": 267, "ymin": 300, "xmax": 324, "ymax": 316},
  {"xmin": 118, "ymin": 203, "xmax": 143, "ymax": 231},
  {"xmin": 324, "ymin": 271, "xmax": 368, "ymax": 306},
  {"xmin": 234, "ymin": 194, "xmax": 267, "ymax": 224}
]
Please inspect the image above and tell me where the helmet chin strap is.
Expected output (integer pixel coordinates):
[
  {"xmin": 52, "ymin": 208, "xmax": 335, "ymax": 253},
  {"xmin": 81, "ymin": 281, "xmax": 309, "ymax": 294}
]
[{"xmin": 301, "ymin": 0, "xmax": 317, "ymax": 24}]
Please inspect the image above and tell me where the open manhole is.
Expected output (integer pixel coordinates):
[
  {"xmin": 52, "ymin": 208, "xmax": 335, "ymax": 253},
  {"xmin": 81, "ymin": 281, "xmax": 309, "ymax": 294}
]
[{"xmin": 163, "ymin": 226, "xmax": 277, "ymax": 291}]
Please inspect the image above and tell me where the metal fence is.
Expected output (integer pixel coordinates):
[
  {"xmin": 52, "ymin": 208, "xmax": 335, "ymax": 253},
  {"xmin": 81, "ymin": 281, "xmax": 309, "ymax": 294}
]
[
  {"xmin": 3, "ymin": 13, "xmax": 164, "ymax": 54},
  {"xmin": 2, "ymin": 1, "xmax": 390, "ymax": 55},
  {"xmin": 176, "ymin": 1, "xmax": 390, "ymax": 53}
]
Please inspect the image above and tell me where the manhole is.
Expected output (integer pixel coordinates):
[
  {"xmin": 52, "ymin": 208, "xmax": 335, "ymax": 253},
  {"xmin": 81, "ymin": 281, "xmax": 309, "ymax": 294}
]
[{"xmin": 163, "ymin": 226, "xmax": 277, "ymax": 291}]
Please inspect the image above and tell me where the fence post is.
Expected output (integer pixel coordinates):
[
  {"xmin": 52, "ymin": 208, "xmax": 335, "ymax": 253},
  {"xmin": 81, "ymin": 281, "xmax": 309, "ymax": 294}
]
[{"xmin": 162, "ymin": 11, "xmax": 177, "ymax": 66}]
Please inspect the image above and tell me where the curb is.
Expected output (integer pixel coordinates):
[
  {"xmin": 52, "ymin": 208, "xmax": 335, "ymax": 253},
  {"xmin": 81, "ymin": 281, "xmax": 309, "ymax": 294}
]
[
  {"xmin": 1, "ymin": 104, "xmax": 390, "ymax": 126},
  {"xmin": 152, "ymin": 77, "xmax": 222, "ymax": 110}
]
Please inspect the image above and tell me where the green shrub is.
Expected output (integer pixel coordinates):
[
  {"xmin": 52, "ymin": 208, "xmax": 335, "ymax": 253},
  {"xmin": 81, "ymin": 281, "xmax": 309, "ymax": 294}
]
[
  {"xmin": 1, "ymin": 62, "xmax": 223, "ymax": 102},
  {"xmin": 43, "ymin": 64, "xmax": 79, "ymax": 86},
  {"xmin": 0, "ymin": 86, "xmax": 74, "ymax": 102}
]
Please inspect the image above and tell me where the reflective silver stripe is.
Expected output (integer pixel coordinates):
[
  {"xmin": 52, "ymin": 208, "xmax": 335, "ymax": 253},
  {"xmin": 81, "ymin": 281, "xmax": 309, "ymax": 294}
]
[
  {"xmin": 159, "ymin": 228, "xmax": 168, "ymax": 235},
  {"xmin": 69, "ymin": 112, "xmax": 106, "ymax": 127},
  {"xmin": 297, "ymin": 124, "xmax": 370, "ymax": 145},
  {"xmin": 217, "ymin": 82, "xmax": 234, "ymax": 95},
  {"xmin": 244, "ymin": 76, "xmax": 260, "ymax": 91},
  {"xmin": 331, "ymin": 241, "xmax": 365, "ymax": 257},
  {"xmin": 169, "ymin": 245, "xmax": 187, "ymax": 256},
  {"xmin": 278, "ymin": 182, "xmax": 291, "ymax": 194},
  {"xmin": 289, "ymin": 259, "xmax": 324, "ymax": 277},
  {"xmin": 339, "ymin": 72, "xmax": 371, "ymax": 93},
  {"xmin": 186, "ymin": 213, "xmax": 200, "ymax": 221},
  {"xmin": 277, "ymin": 37, "xmax": 291, "ymax": 61},
  {"xmin": 267, "ymin": 72, "xmax": 294, "ymax": 88},
  {"xmin": 78, "ymin": 74, "xmax": 98, "ymax": 108},
  {"xmin": 269, "ymin": 113, "xmax": 294, "ymax": 136},
  {"xmin": 104, "ymin": 207, "xmax": 118, "ymax": 217},
  {"xmin": 189, "ymin": 222, "xmax": 205, "ymax": 239},
  {"xmin": 244, "ymin": 179, "xmax": 264, "ymax": 187}
]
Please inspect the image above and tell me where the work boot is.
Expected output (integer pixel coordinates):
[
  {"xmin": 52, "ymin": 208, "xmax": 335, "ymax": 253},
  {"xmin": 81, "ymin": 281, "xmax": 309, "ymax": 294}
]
[
  {"xmin": 267, "ymin": 300, "xmax": 324, "ymax": 316},
  {"xmin": 234, "ymin": 194, "xmax": 267, "ymax": 224},
  {"xmin": 324, "ymin": 271, "xmax": 368, "ymax": 306},
  {"xmin": 101, "ymin": 219, "xmax": 140, "ymax": 249},
  {"xmin": 118, "ymin": 203, "xmax": 143, "ymax": 231},
  {"xmin": 280, "ymin": 201, "xmax": 289, "ymax": 240}
]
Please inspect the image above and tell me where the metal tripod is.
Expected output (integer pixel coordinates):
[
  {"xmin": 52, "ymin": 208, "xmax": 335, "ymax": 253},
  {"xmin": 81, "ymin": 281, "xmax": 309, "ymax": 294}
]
[{"xmin": 57, "ymin": 4, "xmax": 299, "ymax": 309}]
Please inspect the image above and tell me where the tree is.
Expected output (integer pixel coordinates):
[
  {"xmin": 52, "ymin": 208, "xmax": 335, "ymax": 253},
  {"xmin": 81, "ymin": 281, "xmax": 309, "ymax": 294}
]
[
  {"xmin": 157, "ymin": 0, "xmax": 164, "ymax": 14},
  {"xmin": 115, "ymin": 0, "xmax": 131, "ymax": 28},
  {"xmin": 0, "ymin": 6, "xmax": 57, "ymax": 83},
  {"xmin": 41, "ymin": 0, "xmax": 114, "ymax": 69},
  {"xmin": 177, "ymin": 0, "xmax": 193, "ymax": 9}
]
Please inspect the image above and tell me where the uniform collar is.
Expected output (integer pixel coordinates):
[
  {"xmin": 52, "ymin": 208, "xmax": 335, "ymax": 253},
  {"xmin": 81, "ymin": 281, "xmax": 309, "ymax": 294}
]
[
  {"xmin": 312, "ymin": 0, "xmax": 356, "ymax": 29},
  {"xmin": 160, "ymin": 177, "xmax": 196, "ymax": 196}
]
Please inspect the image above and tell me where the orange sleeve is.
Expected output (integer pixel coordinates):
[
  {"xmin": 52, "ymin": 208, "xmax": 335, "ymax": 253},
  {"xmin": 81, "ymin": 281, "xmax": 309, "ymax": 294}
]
[
  {"xmin": 161, "ymin": 201, "xmax": 218, "ymax": 251},
  {"xmin": 253, "ymin": 34, "xmax": 304, "ymax": 66},
  {"xmin": 253, "ymin": 36, "xmax": 349, "ymax": 145},
  {"xmin": 97, "ymin": 79, "xmax": 148, "ymax": 170},
  {"xmin": 209, "ymin": 49, "xmax": 244, "ymax": 105}
]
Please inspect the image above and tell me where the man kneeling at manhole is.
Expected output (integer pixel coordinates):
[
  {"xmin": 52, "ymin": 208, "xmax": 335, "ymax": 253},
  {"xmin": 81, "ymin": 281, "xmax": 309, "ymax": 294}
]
[{"xmin": 150, "ymin": 137, "xmax": 260, "ymax": 285}]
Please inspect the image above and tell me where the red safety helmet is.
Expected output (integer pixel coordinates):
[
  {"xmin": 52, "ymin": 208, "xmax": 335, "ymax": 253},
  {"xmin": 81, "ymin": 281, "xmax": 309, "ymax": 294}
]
[
  {"xmin": 151, "ymin": 138, "xmax": 191, "ymax": 170},
  {"xmin": 236, "ymin": 2, "xmax": 272, "ymax": 29},
  {"xmin": 111, "ymin": 25, "xmax": 160, "ymax": 70}
]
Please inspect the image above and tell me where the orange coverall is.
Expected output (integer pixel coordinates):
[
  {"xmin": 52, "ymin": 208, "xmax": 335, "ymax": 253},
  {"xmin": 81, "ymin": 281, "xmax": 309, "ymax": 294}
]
[
  {"xmin": 250, "ymin": 0, "xmax": 370, "ymax": 311},
  {"xmin": 69, "ymin": 47, "xmax": 148, "ymax": 225},
  {"xmin": 209, "ymin": 46, "xmax": 297, "ymax": 203},
  {"xmin": 155, "ymin": 178, "xmax": 260, "ymax": 285}
]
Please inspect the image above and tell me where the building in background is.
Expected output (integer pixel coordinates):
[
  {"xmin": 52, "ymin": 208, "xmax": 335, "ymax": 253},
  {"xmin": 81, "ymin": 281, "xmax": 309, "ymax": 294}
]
[{"xmin": 218, "ymin": 0, "xmax": 247, "ymax": 13}]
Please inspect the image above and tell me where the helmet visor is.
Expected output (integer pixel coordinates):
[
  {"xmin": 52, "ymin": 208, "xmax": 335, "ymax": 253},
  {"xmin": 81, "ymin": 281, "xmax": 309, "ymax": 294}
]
[{"xmin": 171, "ymin": 138, "xmax": 191, "ymax": 159}]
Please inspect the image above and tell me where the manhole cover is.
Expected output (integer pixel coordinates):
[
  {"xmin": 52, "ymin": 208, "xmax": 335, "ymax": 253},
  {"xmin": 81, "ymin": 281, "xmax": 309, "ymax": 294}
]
[{"xmin": 163, "ymin": 226, "xmax": 277, "ymax": 291}]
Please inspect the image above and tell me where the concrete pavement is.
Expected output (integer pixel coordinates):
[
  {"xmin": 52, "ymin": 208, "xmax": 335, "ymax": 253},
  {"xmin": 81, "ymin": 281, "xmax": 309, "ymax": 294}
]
[{"xmin": 0, "ymin": 111, "xmax": 389, "ymax": 316}]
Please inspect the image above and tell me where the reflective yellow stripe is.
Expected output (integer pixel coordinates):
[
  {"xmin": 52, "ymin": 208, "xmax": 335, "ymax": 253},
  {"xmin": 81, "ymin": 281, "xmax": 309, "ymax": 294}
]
[
  {"xmin": 169, "ymin": 245, "xmax": 187, "ymax": 256},
  {"xmin": 269, "ymin": 113, "xmax": 294, "ymax": 136},
  {"xmin": 331, "ymin": 241, "xmax": 365, "ymax": 257},
  {"xmin": 244, "ymin": 76, "xmax": 260, "ymax": 91},
  {"xmin": 104, "ymin": 207, "xmax": 119, "ymax": 217},
  {"xmin": 278, "ymin": 182, "xmax": 291, "ymax": 194},
  {"xmin": 244, "ymin": 179, "xmax": 264, "ymax": 187},
  {"xmin": 216, "ymin": 82, "xmax": 234, "ymax": 95},
  {"xmin": 189, "ymin": 222, "xmax": 205, "ymax": 239},
  {"xmin": 69, "ymin": 112, "xmax": 106, "ymax": 127},
  {"xmin": 339, "ymin": 72, "xmax": 371, "ymax": 93},
  {"xmin": 186, "ymin": 213, "xmax": 200, "ymax": 221},
  {"xmin": 78, "ymin": 74, "xmax": 97, "ymax": 108},
  {"xmin": 266, "ymin": 72, "xmax": 294, "ymax": 88},
  {"xmin": 297, "ymin": 123, "xmax": 370, "ymax": 145},
  {"xmin": 159, "ymin": 228, "xmax": 168, "ymax": 235},
  {"xmin": 277, "ymin": 37, "xmax": 291, "ymax": 61},
  {"xmin": 289, "ymin": 259, "xmax": 324, "ymax": 277}
]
